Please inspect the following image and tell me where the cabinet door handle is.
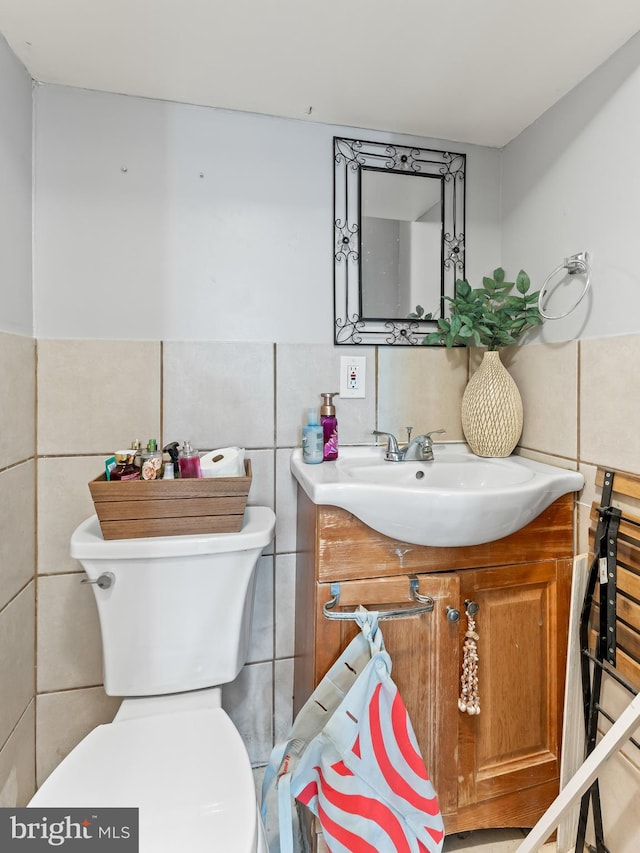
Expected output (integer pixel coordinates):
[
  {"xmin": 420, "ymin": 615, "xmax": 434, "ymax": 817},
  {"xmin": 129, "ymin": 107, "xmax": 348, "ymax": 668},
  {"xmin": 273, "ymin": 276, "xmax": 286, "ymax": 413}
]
[
  {"xmin": 409, "ymin": 576, "xmax": 435, "ymax": 608},
  {"xmin": 322, "ymin": 579, "xmax": 435, "ymax": 621},
  {"xmin": 446, "ymin": 606, "xmax": 461, "ymax": 623},
  {"xmin": 465, "ymin": 598, "xmax": 480, "ymax": 617}
]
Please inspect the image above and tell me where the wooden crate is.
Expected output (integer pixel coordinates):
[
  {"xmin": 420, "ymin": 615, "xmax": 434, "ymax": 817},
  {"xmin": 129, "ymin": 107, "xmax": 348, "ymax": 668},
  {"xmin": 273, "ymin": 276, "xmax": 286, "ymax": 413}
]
[{"xmin": 89, "ymin": 459, "xmax": 252, "ymax": 540}]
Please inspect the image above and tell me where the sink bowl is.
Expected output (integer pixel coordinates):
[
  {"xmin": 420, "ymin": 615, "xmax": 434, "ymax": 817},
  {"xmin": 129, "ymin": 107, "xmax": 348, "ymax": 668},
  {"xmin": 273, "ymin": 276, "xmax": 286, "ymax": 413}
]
[{"xmin": 290, "ymin": 443, "xmax": 583, "ymax": 547}]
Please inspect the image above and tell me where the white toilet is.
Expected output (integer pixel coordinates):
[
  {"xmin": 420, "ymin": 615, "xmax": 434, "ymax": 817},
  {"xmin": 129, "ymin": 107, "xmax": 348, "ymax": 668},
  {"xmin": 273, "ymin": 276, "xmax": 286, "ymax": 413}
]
[{"xmin": 29, "ymin": 505, "xmax": 276, "ymax": 852}]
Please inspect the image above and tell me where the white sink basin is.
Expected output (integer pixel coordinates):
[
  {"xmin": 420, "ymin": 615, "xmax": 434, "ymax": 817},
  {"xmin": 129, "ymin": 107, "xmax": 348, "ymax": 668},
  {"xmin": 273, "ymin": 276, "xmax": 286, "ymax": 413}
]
[{"xmin": 290, "ymin": 443, "xmax": 583, "ymax": 547}]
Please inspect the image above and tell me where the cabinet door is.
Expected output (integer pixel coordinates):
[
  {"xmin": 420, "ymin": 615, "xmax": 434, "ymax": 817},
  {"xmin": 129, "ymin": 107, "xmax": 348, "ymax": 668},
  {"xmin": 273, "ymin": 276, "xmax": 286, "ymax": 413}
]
[
  {"xmin": 315, "ymin": 573, "xmax": 461, "ymax": 817},
  {"xmin": 457, "ymin": 559, "xmax": 572, "ymax": 817}
]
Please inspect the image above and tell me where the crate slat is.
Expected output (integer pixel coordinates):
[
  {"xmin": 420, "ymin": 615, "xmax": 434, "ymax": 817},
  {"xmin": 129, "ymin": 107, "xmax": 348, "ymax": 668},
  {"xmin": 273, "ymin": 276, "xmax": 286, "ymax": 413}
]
[
  {"xmin": 99, "ymin": 515, "xmax": 245, "ymax": 540},
  {"xmin": 94, "ymin": 496, "xmax": 247, "ymax": 521}
]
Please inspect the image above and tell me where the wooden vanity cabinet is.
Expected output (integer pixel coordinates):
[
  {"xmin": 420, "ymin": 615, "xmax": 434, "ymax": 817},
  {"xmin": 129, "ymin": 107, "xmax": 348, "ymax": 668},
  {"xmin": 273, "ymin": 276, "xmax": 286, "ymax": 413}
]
[{"xmin": 293, "ymin": 490, "xmax": 575, "ymax": 835}]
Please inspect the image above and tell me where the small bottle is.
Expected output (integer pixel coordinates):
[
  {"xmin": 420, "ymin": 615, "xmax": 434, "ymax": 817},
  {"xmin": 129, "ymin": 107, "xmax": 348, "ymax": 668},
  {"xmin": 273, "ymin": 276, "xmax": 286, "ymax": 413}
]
[
  {"xmin": 179, "ymin": 440, "xmax": 203, "ymax": 479},
  {"xmin": 163, "ymin": 442, "xmax": 181, "ymax": 479},
  {"xmin": 130, "ymin": 439, "xmax": 142, "ymax": 471},
  {"xmin": 320, "ymin": 392, "xmax": 339, "ymax": 461},
  {"xmin": 302, "ymin": 408, "xmax": 324, "ymax": 464},
  {"xmin": 140, "ymin": 438, "xmax": 164, "ymax": 480},
  {"xmin": 110, "ymin": 450, "xmax": 141, "ymax": 481}
]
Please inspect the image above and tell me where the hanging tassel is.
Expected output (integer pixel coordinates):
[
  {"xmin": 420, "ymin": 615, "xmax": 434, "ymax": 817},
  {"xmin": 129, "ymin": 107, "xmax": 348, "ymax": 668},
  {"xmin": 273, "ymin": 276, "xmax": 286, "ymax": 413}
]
[{"xmin": 458, "ymin": 602, "xmax": 480, "ymax": 715}]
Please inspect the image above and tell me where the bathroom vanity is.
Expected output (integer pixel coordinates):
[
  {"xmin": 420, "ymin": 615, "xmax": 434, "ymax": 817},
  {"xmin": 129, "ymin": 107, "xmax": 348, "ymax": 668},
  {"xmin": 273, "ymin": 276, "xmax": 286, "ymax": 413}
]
[{"xmin": 293, "ymin": 488, "xmax": 575, "ymax": 838}]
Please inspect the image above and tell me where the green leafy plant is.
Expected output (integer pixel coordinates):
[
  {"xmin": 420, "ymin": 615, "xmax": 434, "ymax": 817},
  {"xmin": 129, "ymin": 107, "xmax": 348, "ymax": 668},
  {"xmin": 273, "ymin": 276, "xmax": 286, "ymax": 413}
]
[{"xmin": 411, "ymin": 268, "xmax": 542, "ymax": 350}]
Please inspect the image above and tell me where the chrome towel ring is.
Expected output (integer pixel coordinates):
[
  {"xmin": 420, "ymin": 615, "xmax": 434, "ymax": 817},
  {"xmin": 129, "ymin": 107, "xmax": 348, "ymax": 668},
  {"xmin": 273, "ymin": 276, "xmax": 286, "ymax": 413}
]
[{"xmin": 538, "ymin": 252, "xmax": 591, "ymax": 320}]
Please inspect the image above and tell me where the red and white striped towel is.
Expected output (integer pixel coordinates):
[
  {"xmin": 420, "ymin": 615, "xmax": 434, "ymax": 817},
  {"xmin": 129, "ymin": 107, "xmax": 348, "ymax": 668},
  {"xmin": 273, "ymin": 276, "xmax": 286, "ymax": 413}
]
[{"xmin": 263, "ymin": 609, "xmax": 444, "ymax": 853}]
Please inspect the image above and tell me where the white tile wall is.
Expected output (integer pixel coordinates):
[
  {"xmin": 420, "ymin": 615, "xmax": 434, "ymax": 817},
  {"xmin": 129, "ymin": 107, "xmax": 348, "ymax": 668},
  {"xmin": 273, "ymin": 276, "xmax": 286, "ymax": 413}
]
[
  {"xmin": 0, "ymin": 332, "xmax": 35, "ymax": 468},
  {"xmin": 0, "ymin": 461, "xmax": 35, "ymax": 608},
  {"xmin": 0, "ymin": 332, "xmax": 36, "ymax": 806},
  {"xmin": 37, "ymin": 340, "xmax": 161, "ymax": 455},
  {"xmin": 276, "ymin": 344, "xmax": 376, "ymax": 447},
  {"xmin": 222, "ymin": 661, "xmax": 274, "ymax": 765},
  {"xmin": 508, "ymin": 341, "xmax": 579, "ymax": 460},
  {"xmin": 580, "ymin": 334, "xmax": 640, "ymax": 473},
  {"xmin": 273, "ymin": 657, "xmax": 295, "ymax": 745},
  {"xmin": 0, "ymin": 703, "xmax": 35, "ymax": 807},
  {"xmin": 0, "ymin": 584, "xmax": 35, "ymax": 748},
  {"xmin": 275, "ymin": 447, "xmax": 298, "ymax": 553},
  {"xmin": 247, "ymin": 555, "xmax": 275, "ymax": 664},
  {"xmin": 37, "ymin": 456, "xmax": 104, "ymax": 574},
  {"xmin": 377, "ymin": 346, "xmax": 468, "ymax": 440},
  {"xmin": 275, "ymin": 554, "xmax": 296, "ymax": 659},
  {"xmin": 36, "ymin": 573, "xmax": 104, "ymax": 692},
  {"xmin": 36, "ymin": 687, "xmax": 121, "ymax": 786},
  {"xmin": 163, "ymin": 341, "xmax": 275, "ymax": 449}
]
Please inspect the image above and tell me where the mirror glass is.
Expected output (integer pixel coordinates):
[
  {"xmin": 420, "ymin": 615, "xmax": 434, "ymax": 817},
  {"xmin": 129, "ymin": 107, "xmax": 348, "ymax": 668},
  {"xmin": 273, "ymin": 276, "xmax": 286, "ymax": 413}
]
[{"xmin": 334, "ymin": 137, "xmax": 466, "ymax": 345}]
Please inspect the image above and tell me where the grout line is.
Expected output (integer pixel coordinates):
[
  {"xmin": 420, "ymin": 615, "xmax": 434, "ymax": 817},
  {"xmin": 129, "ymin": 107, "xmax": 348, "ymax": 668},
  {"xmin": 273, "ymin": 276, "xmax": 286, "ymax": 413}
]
[
  {"xmin": 575, "ymin": 341, "xmax": 582, "ymax": 556},
  {"xmin": 373, "ymin": 346, "xmax": 379, "ymax": 429},
  {"xmin": 33, "ymin": 445, "xmax": 284, "ymax": 460},
  {"xmin": 0, "ymin": 578, "xmax": 36, "ymax": 621},
  {"xmin": 272, "ymin": 343, "xmax": 278, "ymax": 750},
  {"xmin": 0, "ymin": 457, "xmax": 35, "ymax": 474},
  {"xmin": 517, "ymin": 445, "xmax": 580, "ymax": 466},
  {"xmin": 35, "ymin": 683, "xmax": 108, "ymax": 697},
  {"xmin": 0, "ymin": 699, "xmax": 35, "ymax": 758},
  {"xmin": 36, "ymin": 568, "xmax": 83, "ymax": 578},
  {"xmin": 33, "ymin": 335, "xmax": 39, "ymax": 796},
  {"xmin": 576, "ymin": 339, "xmax": 581, "ymax": 467},
  {"xmin": 159, "ymin": 340, "xmax": 164, "ymax": 447}
]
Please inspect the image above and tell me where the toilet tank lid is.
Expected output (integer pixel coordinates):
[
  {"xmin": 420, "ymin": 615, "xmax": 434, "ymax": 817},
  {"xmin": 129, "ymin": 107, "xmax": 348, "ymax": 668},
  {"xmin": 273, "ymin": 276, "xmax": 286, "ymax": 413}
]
[{"xmin": 71, "ymin": 506, "xmax": 275, "ymax": 560}]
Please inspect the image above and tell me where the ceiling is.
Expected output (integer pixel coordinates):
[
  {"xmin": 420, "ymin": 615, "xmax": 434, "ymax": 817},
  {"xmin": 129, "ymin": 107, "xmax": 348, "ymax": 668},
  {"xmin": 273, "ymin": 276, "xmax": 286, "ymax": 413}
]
[{"xmin": 1, "ymin": 0, "xmax": 640, "ymax": 148}]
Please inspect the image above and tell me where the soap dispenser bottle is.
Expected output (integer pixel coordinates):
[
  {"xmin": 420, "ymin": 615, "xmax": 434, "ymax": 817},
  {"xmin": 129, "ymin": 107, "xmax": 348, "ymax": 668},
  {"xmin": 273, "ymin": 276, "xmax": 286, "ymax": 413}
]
[
  {"xmin": 178, "ymin": 440, "xmax": 203, "ymax": 479},
  {"xmin": 320, "ymin": 392, "xmax": 339, "ymax": 461},
  {"xmin": 302, "ymin": 407, "xmax": 324, "ymax": 464}
]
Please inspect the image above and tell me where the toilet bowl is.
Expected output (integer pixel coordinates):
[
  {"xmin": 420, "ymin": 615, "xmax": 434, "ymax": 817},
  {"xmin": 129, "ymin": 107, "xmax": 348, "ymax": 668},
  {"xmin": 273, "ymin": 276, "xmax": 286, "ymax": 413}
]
[
  {"xmin": 30, "ymin": 688, "xmax": 268, "ymax": 851},
  {"xmin": 29, "ymin": 506, "xmax": 275, "ymax": 852}
]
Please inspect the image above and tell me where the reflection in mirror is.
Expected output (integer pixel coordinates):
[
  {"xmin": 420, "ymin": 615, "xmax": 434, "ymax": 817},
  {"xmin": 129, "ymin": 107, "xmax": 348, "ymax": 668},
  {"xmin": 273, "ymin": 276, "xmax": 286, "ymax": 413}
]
[
  {"xmin": 334, "ymin": 137, "xmax": 465, "ymax": 345},
  {"xmin": 361, "ymin": 171, "xmax": 442, "ymax": 318}
]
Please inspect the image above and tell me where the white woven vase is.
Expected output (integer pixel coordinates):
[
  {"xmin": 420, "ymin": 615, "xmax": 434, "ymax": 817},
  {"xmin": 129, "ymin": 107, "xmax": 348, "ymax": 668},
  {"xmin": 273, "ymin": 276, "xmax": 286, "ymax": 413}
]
[{"xmin": 461, "ymin": 350, "xmax": 523, "ymax": 457}]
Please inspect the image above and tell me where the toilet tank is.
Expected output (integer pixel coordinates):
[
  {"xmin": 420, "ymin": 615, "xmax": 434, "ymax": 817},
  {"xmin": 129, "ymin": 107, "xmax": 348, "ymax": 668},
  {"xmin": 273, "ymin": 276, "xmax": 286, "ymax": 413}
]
[{"xmin": 71, "ymin": 507, "xmax": 275, "ymax": 696}]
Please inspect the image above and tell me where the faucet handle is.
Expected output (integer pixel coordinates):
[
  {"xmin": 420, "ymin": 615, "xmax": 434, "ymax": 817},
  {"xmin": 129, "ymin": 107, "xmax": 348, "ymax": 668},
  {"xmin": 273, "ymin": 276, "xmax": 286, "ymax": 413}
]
[
  {"xmin": 372, "ymin": 430, "xmax": 404, "ymax": 461},
  {"xmin": 372, "ymin": 430, "xmax": 399, "ymax": 452},
  {"xmin": 424, "ymin": 429, "xmax": 446, "ymax": 444}
]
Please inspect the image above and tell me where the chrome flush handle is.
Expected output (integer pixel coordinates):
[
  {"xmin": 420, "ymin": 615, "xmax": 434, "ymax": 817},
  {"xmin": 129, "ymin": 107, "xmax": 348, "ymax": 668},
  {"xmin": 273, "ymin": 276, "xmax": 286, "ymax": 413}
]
[{"xmin": 81, "ymin": 572, "xmax": 115, "ymax": 590}]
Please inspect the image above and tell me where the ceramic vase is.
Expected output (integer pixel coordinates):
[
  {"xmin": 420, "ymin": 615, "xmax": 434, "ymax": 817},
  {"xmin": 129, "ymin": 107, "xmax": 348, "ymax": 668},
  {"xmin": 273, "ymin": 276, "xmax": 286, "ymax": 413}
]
[{"xmin": 461, "ymin": 350, "xmax": 523, "ymax": 457}]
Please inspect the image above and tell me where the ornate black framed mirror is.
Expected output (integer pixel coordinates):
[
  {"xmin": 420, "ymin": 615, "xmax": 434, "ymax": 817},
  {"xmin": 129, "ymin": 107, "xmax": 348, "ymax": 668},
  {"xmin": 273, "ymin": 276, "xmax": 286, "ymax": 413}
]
[{"xmin": 334, "ymin": 137, "xmax": 466, "ymax": 345}]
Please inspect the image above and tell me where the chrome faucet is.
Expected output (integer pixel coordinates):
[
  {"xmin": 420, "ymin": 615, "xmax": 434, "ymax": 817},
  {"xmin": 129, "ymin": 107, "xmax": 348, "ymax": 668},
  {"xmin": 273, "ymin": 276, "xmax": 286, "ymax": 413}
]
[{"xmin": 372, "ymin": 428, "xmax": 446, "ymax": 462}]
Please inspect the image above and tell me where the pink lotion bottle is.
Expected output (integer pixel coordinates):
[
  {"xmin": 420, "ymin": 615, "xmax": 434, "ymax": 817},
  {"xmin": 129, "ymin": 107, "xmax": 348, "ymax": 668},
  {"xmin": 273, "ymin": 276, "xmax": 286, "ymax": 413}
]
[
  {"xmin": 178, "ymin": 440, "xmax": 203, "ymax": 478},
  {"xmin": 320, "ymin": 392, "xmax": 339, "ymax": 461}
]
